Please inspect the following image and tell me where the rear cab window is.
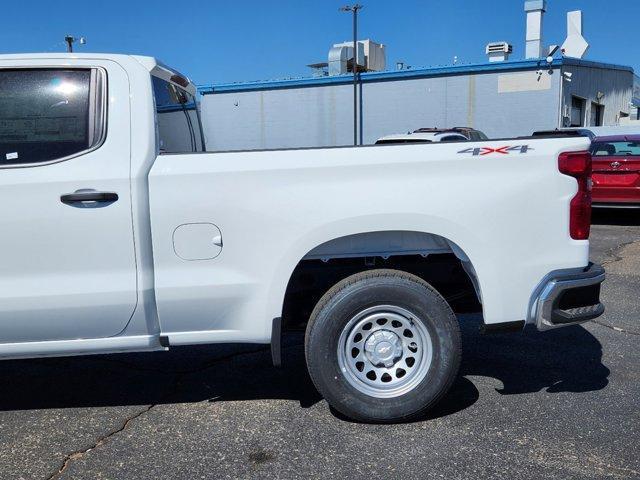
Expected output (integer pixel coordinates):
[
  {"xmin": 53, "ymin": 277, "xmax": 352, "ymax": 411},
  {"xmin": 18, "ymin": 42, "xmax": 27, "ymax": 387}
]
[
  {"xmin": 152, "ymin": 75, "xmax": 204, "ymax": 153},
  {"xmin": 439, "ymin": 135, "xmax": 467, "ymax": 142},
  {"xmin": 0, "ymin": 69, "xmax": 105, "ymax": 166}
]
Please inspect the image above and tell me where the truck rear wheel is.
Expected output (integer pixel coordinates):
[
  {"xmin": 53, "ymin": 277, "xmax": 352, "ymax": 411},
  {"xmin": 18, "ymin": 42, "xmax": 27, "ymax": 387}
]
[{"xmin": 305, "ymin": 269, "xmax": 461, "ymax": 423}]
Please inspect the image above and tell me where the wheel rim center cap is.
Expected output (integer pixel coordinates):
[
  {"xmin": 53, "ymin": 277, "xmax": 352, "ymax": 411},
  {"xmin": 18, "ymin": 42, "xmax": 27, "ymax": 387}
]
[{"xmin": 364, "ymin": 330, "xmax": 403, "ymax": 367}]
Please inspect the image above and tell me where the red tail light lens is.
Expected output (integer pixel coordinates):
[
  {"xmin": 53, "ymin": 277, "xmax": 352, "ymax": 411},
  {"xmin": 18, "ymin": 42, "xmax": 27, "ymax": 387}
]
[{"xmin": 558, "ymin": 151, "xmax": 592, "ymax": 240}]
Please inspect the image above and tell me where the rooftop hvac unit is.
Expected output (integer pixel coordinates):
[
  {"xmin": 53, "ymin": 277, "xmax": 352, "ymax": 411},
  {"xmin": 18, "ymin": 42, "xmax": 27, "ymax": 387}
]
[
  {"xmin": 328, "ymin": 39, "xmax": 386, "ymax": 76},
  {"xmin": 361, "ymin": 39, "xmax": 386, "ymax": 72},
  {"xmin": 328, "ymin": 43, "xmax": 364, "ymax": 76},
  {"xmin": 486, "ymin": 42, "xmax": 513, "ymax": 62}
]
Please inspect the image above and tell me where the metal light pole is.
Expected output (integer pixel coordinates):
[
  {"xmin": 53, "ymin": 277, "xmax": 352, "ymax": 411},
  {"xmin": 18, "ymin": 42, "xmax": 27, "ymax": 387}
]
[{"xmin": 340, "ymin": 4, "xmax": 363, "ymax": 146}]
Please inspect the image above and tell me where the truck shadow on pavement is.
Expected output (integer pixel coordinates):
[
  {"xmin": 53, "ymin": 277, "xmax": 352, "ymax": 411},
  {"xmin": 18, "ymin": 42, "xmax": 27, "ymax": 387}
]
[
  {"xmin": 458, "ymin": 316, "xmax": 610, "ymax": 396},
  {"xmin": 0, "ymin": 316, "xmax": 609, "ymax": 422}
]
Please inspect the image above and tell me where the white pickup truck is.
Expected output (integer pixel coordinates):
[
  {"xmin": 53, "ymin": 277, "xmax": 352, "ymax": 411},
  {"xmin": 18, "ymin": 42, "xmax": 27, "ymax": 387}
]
[{"xmin": 0, "ymin": 53, "xmax": 605, "ymax": 422}]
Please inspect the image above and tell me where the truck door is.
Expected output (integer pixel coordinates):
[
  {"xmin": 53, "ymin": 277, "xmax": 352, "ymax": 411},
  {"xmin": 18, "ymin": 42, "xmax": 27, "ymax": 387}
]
[{"xmin": 0, "ymin": 60, "xmax": 137, "ymax": 343}]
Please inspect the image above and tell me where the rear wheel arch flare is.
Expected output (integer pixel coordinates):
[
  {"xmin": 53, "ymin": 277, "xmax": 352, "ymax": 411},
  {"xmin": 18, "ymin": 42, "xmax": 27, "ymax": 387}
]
[{"xmin": 280, "ymin": 230, "xmax": 481, "ymax": 324}]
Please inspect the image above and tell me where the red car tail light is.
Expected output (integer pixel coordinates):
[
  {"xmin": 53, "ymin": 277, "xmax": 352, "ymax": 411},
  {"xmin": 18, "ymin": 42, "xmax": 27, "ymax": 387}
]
[{"xmin": 558, "ymin": 151, "xmax": 592, "ymax": 240}]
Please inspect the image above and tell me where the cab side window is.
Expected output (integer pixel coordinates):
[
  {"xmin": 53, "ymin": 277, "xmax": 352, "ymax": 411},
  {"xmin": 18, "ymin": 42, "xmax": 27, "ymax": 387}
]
[
  {"xmin": 0, "ymin": 69, "xmax": 103, "ymax": 166},
  {"xmin": 152, "ymin": 76, "xmax": 204, "ymax": 153}
]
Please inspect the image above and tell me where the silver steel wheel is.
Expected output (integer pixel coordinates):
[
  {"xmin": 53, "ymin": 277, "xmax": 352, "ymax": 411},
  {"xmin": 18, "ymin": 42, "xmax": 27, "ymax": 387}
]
[{"xmin": 337, "ymin": 305, "xmax": 433, "ymax": 398}]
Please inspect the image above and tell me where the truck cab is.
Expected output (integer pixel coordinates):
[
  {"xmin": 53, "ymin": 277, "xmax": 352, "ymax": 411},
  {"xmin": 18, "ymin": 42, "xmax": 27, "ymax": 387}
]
[{"xmin": 0, "ymin": 55, "xmax": 205, "ymax": 347}]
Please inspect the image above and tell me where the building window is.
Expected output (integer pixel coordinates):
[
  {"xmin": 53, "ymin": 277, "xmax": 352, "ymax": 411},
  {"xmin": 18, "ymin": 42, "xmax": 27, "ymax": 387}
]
[
  {"xmin": 570, "ymin": 96, "xmax": 586, "ymax": 127},
  {"xmin": 590, "ymin": 103, "xmax": 604, "ymax": 127}
]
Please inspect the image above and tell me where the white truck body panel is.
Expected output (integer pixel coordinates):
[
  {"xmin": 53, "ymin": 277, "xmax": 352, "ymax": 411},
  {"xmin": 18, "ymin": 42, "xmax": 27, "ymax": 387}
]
[{"xmin": 148, "ymin": 138, "xmax": 589, "ymax": 344}]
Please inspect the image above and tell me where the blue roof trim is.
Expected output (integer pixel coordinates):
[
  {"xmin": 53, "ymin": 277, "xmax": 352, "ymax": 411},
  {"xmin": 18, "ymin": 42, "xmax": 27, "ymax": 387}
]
[{"xmin": 198, "ymin": 58, "xmax": 633, "ymax": 95}]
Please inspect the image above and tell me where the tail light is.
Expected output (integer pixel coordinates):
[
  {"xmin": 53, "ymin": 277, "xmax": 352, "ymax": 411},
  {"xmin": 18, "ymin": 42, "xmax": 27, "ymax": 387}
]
[{"xmin": 558, "ymin": 151, "xmax": 592, "ymax": 240}]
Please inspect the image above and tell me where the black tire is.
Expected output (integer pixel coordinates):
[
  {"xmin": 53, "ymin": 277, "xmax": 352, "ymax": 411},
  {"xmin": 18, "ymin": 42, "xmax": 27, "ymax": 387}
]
[{"xmin": 305, "ymin": 269, "xmax": 461, "ymax": 423}]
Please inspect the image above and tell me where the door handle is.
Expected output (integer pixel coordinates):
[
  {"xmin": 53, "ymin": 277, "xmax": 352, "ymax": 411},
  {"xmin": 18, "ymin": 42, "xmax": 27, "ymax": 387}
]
[{"xmin": 61, "ymin": 191, "xmax": 119, "ymax": 205}]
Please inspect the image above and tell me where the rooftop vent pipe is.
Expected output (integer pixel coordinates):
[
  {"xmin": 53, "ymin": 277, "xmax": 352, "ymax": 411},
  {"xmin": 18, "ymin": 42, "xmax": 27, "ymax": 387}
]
[
  {"xmin": 561, "ymin": 10, "xmax": 589, "ymax": 59},
  {"xmin": 525, "ymin": 0, "xmax": 547, "ymax": 59}
]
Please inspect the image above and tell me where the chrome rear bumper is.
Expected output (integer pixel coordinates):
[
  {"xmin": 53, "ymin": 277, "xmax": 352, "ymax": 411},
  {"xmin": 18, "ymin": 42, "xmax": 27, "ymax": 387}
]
[{"xmin": 529, "ymin": 263, "xmax": 605, "ymax": 331}]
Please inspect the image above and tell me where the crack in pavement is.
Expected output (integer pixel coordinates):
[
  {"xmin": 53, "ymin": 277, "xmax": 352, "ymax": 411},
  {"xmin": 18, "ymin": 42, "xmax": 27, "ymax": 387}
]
[
  {"xmin": 591, "ymin": 319, "xmax": 640, "ymax": 337},
  {"xmin": 47, "ymin": 404, "xmax": 154, "ymax": 480},
  {"xmin": 44, "ymin": 346, "xmax": 271, "ymax": 479},
  {"xmin": 601, "ymin": 238, "xmax": 637, "ymax": 268},
  {"xmin": 596, "ymin": 236, "xmax": 640, "ymax": 336}
]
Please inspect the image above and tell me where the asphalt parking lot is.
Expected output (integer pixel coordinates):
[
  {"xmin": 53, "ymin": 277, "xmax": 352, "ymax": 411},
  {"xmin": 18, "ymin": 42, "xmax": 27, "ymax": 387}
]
[{"xmin": 1, "ymin": 210, "xmax": 638, "ymax": 480}]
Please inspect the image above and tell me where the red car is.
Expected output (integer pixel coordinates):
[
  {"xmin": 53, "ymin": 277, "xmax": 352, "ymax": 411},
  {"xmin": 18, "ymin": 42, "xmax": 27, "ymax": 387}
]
[{"xmin": 590, "ymin": 135, "xmax": 640, "ymax": 207}]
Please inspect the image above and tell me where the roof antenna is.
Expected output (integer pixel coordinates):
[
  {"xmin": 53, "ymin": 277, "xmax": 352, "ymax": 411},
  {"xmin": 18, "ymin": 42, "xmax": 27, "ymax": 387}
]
[{"xmin": 64, "ymin": 35, "xmax": 86, "ymax": 53}]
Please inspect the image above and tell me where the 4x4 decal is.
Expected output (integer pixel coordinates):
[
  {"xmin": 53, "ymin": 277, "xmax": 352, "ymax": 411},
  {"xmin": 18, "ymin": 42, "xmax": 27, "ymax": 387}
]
[{"xmin": 458, "ymin": 145, "xmax": 534, "ymax": 156}]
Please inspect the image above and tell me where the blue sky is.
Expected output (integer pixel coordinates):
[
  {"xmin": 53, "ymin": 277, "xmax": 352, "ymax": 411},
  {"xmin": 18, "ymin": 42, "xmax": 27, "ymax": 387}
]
[{"xmin": 1, "ymin": 0, "xmax": 638, "ymax": 86}]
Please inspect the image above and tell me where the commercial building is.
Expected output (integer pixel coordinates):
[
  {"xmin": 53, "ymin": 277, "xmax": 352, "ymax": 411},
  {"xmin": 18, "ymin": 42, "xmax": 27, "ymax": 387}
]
[
  {"xmin": 198, "ymin": 2, "xmax": 636, "ymax": 150},
  {"xmin": 199, "ymin": 58, "xmax": 635, "ymax": 150}
]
